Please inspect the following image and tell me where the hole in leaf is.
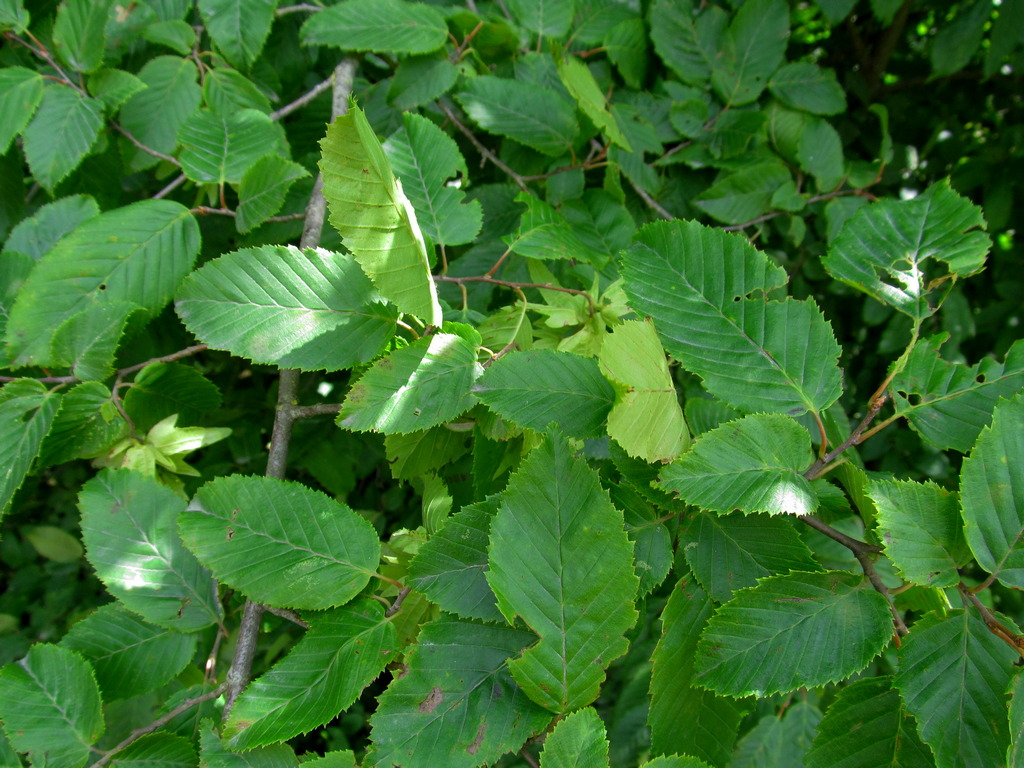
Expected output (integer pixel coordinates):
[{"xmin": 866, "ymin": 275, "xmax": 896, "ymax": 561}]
[
  {"xmin": 98, "ymin": 283, "xmax": 107, "ymax": 291},
  {"xmin": 975, "ymin": 374, "xmax": 986, "ymax": 384}
]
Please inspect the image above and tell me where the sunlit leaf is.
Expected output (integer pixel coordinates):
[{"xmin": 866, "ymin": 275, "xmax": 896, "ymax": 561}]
[
  {"xmin": 301, "ymin": 0, "xmax": 447, "ymax": 54},
  {"xmin": 22, "ymin": 86, "xmax": 104, "ymax": 191},
  {"xmin": 0, "ymin": 66, "xmax": 43, "ymax": 155}
]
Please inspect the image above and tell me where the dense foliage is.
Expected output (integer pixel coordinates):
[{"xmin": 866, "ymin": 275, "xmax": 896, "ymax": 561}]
[{"xmin": 0, "ymin": 0, "xmax": 1022, "ymax": 766}]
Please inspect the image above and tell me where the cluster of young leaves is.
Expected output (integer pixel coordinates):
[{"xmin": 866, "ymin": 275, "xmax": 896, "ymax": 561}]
[{"xmin": 0, "ymin": 0, "xmax": 1023, "ymax": 767}]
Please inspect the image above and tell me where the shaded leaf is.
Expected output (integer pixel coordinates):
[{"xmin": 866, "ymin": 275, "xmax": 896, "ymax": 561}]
[
  {"xmin": 649, "ymin": 0, "xmax": 723, "ymax": 86},
  {"xmin": 50, "ymin": 300, "xmax": 140, "ymax": 381},
  {"xmin": 0, "ymin": 379, "xmax": 60, "ymax": 517},
  {"xmin": 694, "ymin": 161, "xmax": 791, "ymax": 224},
  {"xmin": 388, "ymin": 55, "xmax": 459, "ymax": 111},
  {"xmin": 118, "ymin": 56, "xmax": 202, "ymax": 171},
  {"xmin": 236, "ymin": 155, "xmax": 309, "ymax": 233},
  {"xmin": 37, "ymin": 382, "xmax": 126, "ymax": 467},
  {"xmin": 182, "ymin": 475, "xmax": 381, "ymax": 610},
  {"xmin": 540, "ymin": 708, "xmax": 610, "ymax": 768},
  {"xmin": 769, "ymin": 62, "xmax": 847, "ymax": 115},
  {"xmin": 301, "ymin": 0, "xmax": 447, "ymax": 54},
  {"xmin": 931, "ymin": 0, "xmax": 990, "ymax": 78},
  {"xmin": 730, "ymin": 702, "xmax": 821, "ymax": 768},
  {"xmin": 108, "ymin": 734, "xmax": 197, "ymax": 767},
  {"xmin": 123, "ymin": 362, "xmax": 222, "ymax": 433},
  {"xmin": 711, "ymin": 0, "xmax": 790, "ymax": 106},
  {"xmin": 487, "ymin": 428, "xmax": 639, "ymax": 712},
  {"xmin": 22, "ymin": 86, "xmax": 104, "ymax": 191},
  {"xmin": 0, "ymin": 67, "xmax": 44, "ymax": 155},
  {"xmin": 508, "ymin": 0, "xmax": 575, "ymax": 38},
  {"xmin": 199, "ymin": 721, "xmax": 297, "ymax": 767},
  {"xmin": 1, "ymin": 194, "xmax": 99, "ymax": 261}
]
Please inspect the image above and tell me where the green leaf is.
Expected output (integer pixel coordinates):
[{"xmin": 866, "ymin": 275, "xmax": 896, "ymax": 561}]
[
  {"xmin": 649, "ymin": 579, "xmax": 746, "ymax": 767},
  {"xmin": 22, "ymin": 86, "xmax": 104, "ymax": 191},
  {"xmin": 78, "ymin": 468, "xmax": 222, "ymax": 631},
  {"xmin": 642, "ymin": 758, "xmax": 715, "ymax": 768},
  {"xmin": 557, "ymin": 56, "xmax": 631, "ymax": 151},
  {"xmin": 384, "ymin": 113, "xmax": 483, "ymax": 247},
  {"xmin": 88, "ymin": 68, "xmax": 148, "ymax": 112},
  {"xmin": 985, "ymin": 0, "xmax": 1024, "ymax": 76},
  {"xmin": 177, "ymin": 108, "xmax": 281, "ymax": 184},
  {"xmin": 931, "ymin": 0, "xmax": 991, "ymax": 77},
  {"xmin": 0, "ymin": 67, "xmax": 43, "ymax": 155},
  {"xmin": 175, "ymin": 245, "xmax": 397, "ymax": 372},
  {"xmin": 0, "ymin": 0, "xmax": 29, "ymax": 33},
  {"xmin": 236, "ymin": 155, "xmax": 309, "ymax": 233},
  {"xmin": 199, "ymin": 721, "xmax": 298, "ymax": 767},
  {"xmin": 730, "ymin": 702, "xmax": 821, "ymax": 768},
  {"xmin": 224, "ymin": 600, "xmax": 398, "ymax": 749},
  {"xmin": 769, "ymin": 62, "xmax": 847, "ymax": 115},
  {"xmin": 338, "ymin": 334, "xmax": 482, "ymax": 434},
  {"xmin": 107, "ymin": 734, "xmax": 197, "ymax": 767},
  {"xmin": 693, "ymin": 161, "xmax": 791, "ymax": 224},
  {"xmin": 24, "ymin": 525, "xmax": 83, "ymax": 562},
  {"xmin": 541, "ymin": 707, "xmax": 610, "ymax": 768},
  {"xmin": 118, "ymin": 56, "xmax": 202, "ymax": 171},
  {"xmin": 1, "ymin": 194, "xmax": 99, "ymax": 261},
  {"xmin": 649, "ymin": 0, "xmax": 723, "ymax": 86},
  {"xmin": 682, "ymin": 511, "xmax": 822, "ymax": 602},
  {"xmin": 797, "ymin": 118, "xmax": 845, "ymax": 191},
  {"xmin": 38, "ymin": 382, "xmax": 126, "ymax": 467},
  {"xmin": 622, "ymin": 220, "xmax": 843, "ymax": 415},
  {"xmin": 123, "ymin": 362, "xmax": 222, "ymax": 433},
  {"xmin": 711, "ymin": 0, "xmax": 790, "ymax": 106},
  {"xmin": 869, "ymin": 478, "xmax": 967, "ymax": 588},
  {"xmin": 0, "ymin": 645, "xmax": 104, "ymax": 768},
  {"xmin": 50, "ymin": 300, "xmax": 140, "ymax": 381},
  {"xmin": 0, "ymin": 379, "xmax": 60, "ymax": 517},
  {"xmin": 506, "ymin": 192, "xmax": 606, "ymax": 263},
  {"xmin": 300, "ymin": 0, "xmax": 448, "ymax": 54},
  {"xmin": 508, "ymin": 0, "xmax": 574, "ymax": 38},
  {"xmin": 387, "ymin": 55, "xmax": 459, "ymax": 111},
  {"xmin": 320, "ymin": 104, "xmax": 443, "ymax": 325},
  {"xmin": 60, "ymin": 603, "xmax": 196, "ymax": 700},
  {"xmin": 805, "ymin": 676, "xmax": 934, "ymax": 768},
  {"xmin": 487, "ymin": 428, "xmax": 639, "ymax": 712},
  {"xmin": 198, "ymin": 0, "xmax": 275, "ymax": 69},
  {"xmin": 599, "ymin": 318, "xmax": 690, "ymax": 463},
  {"xmin": 203, "ymin": 68, "xmax": 272, "ymax": 115},
  {"xmin": 182, "ymin": 475, "xmax": 381, "ymax": 610},
  {"xmin": 823, "ymin": 180, "xmax": 990, "ymax": 322},
  {"xmin": 368, "ymin": 615, "xmax": 551, "ymax": 768},
  {"xmin": 473, "ymin": 349, "xmax": 615, "ymax": 439},
  {"xmin": 695, "ymin": 571, "xmax": 892, "ymax": 697},
  {"xmin": 605, "ymin": 18, "xmax": 648, "ymax": 89},
  {"xmin": 658, "ymin": 414, "xmax": 817, "ymax": 516},
  {"xmin": 891, "ymin": 336, "xmax": 1024, "ymax": 452},
  {"xmin": 455, "ymin": 76, "xmax": 578, "ymax": 157},
  {"xmin": 6, "ymin": 199, "xmax": 200, "ymax": 368},
  {"xmin": 143, "ymin": 19, "xmax": 197, "ymax": 55},
  {"xmin": 52, "ymin": 0, "xmax": 113, "ymax": 73},
  {"xmin": 894, "ymin": 610, "xmax": 1015, "ymax": 768},
  {"xmin": 960, "ymin": 392, "xmax": 1024, "ymax": 589},
  {"xmin": 408, "ymin": 500, "xmax": 504, "ymax": 623},
  {"xmin": 1009, "ymin": 671, "xmax": 1024, "ymax": 768},
  {"xmin": 385, "ymin": 426, "xmax": 471, "ymax": 481}
]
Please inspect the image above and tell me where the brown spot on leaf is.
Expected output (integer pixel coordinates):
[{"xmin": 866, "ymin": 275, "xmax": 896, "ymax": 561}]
[
  {"xmin": 419, "ymin": 686, "xmax": 444, "ymax": 713},
  {"xmin": 466, "ymin": 723, "xmax": 487, "ymax": 755}
]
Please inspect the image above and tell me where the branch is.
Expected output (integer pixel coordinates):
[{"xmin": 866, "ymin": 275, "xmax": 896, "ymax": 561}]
[
  {"xmin": 270, "ymin": 73, "xmax": 337, "ymax": 122},
  {"xmin": 93, "ymin": 683, "xmax": 226, "ymax": 767},
  {"xmin": 438, "ymin": 101, "xmax": 530, "ymax": 193},
  {"xmin": 803, "ymin": 393, "xmax": 888, "ymax": 480},
  {"xmin": 112, "ymin": 123, "xmax": 182, "ymax": 167},
  {"xmin": 435, "ymin": 274, "xmax": 597, "ymax": 317},
  {"xmin": 960, "ymin": 583, "xmax": 1024, "ymax": 658},
  {"xmin": 627, "ymin": 177, "xmax": 673, "ymax": 220},
  {"xmin": 0, "ymin": 345, "xmax": 208, "ymax": 387},
  {"xmin": 276, "ymin": 3, "xmax": 322, "ymax": 15}
]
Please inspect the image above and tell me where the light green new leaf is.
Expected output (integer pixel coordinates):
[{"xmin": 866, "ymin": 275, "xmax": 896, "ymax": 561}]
[
  {"xmin": 961, "ymin": 392, "xmax": 1024, "ymax": 588},
  {"xmin": 599, "ymin": 318, "xmax": 690, "ymax": 463},
  {"xmin": 622, "ymin": 220, "xmax": 843, "ymax": 415},
  {"xmin": 659, "ymin": 414, "xmax": 817, "ymax": 516},
  {"xmin": 107, "ymin": 734, "xmax": 197, "ymax": 767},
  {"xmin": 487, "ymin": 428, "xmax": 639, "ymax": 712},
  {"xmin": 198, "ymin": 0, "xmax": 275, "ymax": 69},
  {"xmin": 384, "ymin": 113, "xmax": 483, "ymax": 247},
  {"xmin": 456, "ymin": 76, "xmax": 578, "ymax": 157},
  {"xmin": 0, "ymin": 379, "xmax": 59, "ymax": 517},
  {"xmin": 236, "ymin": 155, "xmax": 309, "ymax": 233},
  {"xmin": 300, "ymin": 0, "xmax": 447, "ymax": 54},
  {"xmin": 224, "ymin": 600, "xmax": 397, "ymax": 749},
  {"xmin": 473, "ymin": 349, "xmax": 615, "ymax": 438},
  {"xmin": 408, "ymin": 500, "xmax": 504, "ymax": 623},
  {"xmin": 769, "ymin": 62, "xmax": 847, "ymax": 115},
  {"xmin": 682, "ymin": 511, "xmax": 822, "ymax": 602},
  {"xmin": 0, "ymin": 645, "xmax": 104, "ymax": 768},
  {"xmin": 823, "ymin": 180, "xmax": 990, "ymax": 322},
  {"xmin": 649, "ymin": 0, "xmax": 724, "ymax": 85},
  {"xmin": 177, "ymin": 108, "xmax": 281, "ymax": 184},
  {"xmin": 182, "ymin": 475, "xmax": 381, "ymax": 610},
  {"xmin": 37, "ymin": 382, "xmax": 125, "ymax": 467},
  {"xmin": 320, "ymin": 104, "xmax": 442, "ymax": 325},
  {"xmin": 0, "ymin": 67, "xmax": 43, "ymax": 155},
  {"xmin": 200, "ymin": 721, "xmax": 298, "ymax": 767},
  {"xmin": 22, "ymin": 86, "xmax": 104, "ymax": 191},
  {"xmin": 60, "ymin": 603, "xmax": 196, "ymax": 701},
  {"xmin": 118, "ymin": 56, "xmax": 202, "ymax": 171},
  {"xmin": 869, "ymin": 478, "xmax": 968, "ymax": 587},
  {"xmin": 693, "ymin": 161, "xmax": 791, "ymax": 224},
  {"xmin": 649, "ymin": 579, "xmax": 746, "ymax": 766},
  {"xmin": 805, "ymin": 676, "xmax": 934, "ymax": 768},
  {"xmin": 176, "ymin": 245, "xmax": 396, "ymax": 372},
  {"xmin": 368, "ymin": 615, "xmax": 550, "ymax": 767},
  {"xmin": 557, "ymin": 56, "xmax": 631, "ymax": 151},
  {"xmin": 1, "ymin": 194, "xmax": 99, "ymax": 261},
  {"xmin": 508, "ymin": 0, "xmax": 574, "ymax": 38},
  {"xmin": 338, "ymin": 333, "xmax": 482, "ymax": 434},
  {"xmin": 895, "ymin": 610, "xmax": 1015, "ymax": 768},
  {"xmin": 507, "ymin": 192, "xmax": 607, "ymax": 263},
  {"xmin": 79, "ymin": 469, "xmax": 222, "ymax": 631},
  {"xmin": 541, "ymin": 708, "xmax": 610, "ymax": 768},
  {"xmin": 711, "ymin": 0, "xmax": 790, "ymax": 106},
  {"xmin": 6, "ymin": 199, "xmax": 200, "ymax": 368},
  {"xmin": 892, "ymin": 335, "xmax": 1024, "ymax": 452},
  {"xmin": 52, "ymin": 0, "xmax": 112, "ymax": 73},
  {"xmin": 24, "ymin": 525, "xmax": 82, "ymax": 563},
  {"xmin": 695, "ymin": 571, "xmax": 892, "ymax": 697}
]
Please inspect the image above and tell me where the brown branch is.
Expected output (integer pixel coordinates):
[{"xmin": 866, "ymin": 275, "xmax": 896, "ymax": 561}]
[
  {"xmin": 960, "ymin": 584, "xmax": 1024, "ymax": 657},
  {"xmin": 288, "ymin": 402, "xmax": 343, "ymax": 419},
  {"xmin": 438, "ymin": 101, "xmax": 530, "ymax": 193},
  {"xmin": 804, "ymin": 393, "xmax": 888, "ymax": 480},
  {"xmin": 112, "ymin": 123, "xmax": 181, "ymax": 167},
  {"xmin": 386, "ymin": 586, "xmax": 413, "ymax": 618}
]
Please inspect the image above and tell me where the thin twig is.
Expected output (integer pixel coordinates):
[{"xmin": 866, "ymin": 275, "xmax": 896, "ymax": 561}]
[
  {"xmin": 436, "ymin": 275, "xmax": 597, "ymax": 317},
  {"xmin": 153, "ymin": 173, "xmax": 187, "ymax": 199},
  {"xmin": 275, "ymin": 3, "xmax": 322, "ymax": 15},
  {"xmin": 438, "ymin": 101, "xmax": 530, "ymax": 193},
  {"xmin": 270, "ymin": 73, "xmax": 336, "ymax": 122},
  {"xmin": 118, "ymin": 345, "xmax": 208, "ymax": 377},
  {"xmin": 800, "ymin": 515, "xmax": 881, "ymax": 556},
  {"xmin": 804, "ymin": 393, "xmax": 888, "ymax": 480},
  {"xmin": 93, "ymin": 684, "xmax": 226, "ymax": 766},
  {"xmin": 288, "ymin": 402, "xmax": 343, "ymax": 419},
  {"xmin": 627, "ymin": 177, "xmax": 673, "ymax": 220},
  {"xmin": 386, "ymin": 587, "xmax": 413, "ymax": 618},
  {"xmin": 857, "ymin": 550, "xmax": 909, "ymax": 636},
  {"xmin": 112, "ymin": 123, "xmax": 182, "ymax": 167},
  {"xmin": 960, "ymin": 584, "xmax": 1024, "ymax": 657}
]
